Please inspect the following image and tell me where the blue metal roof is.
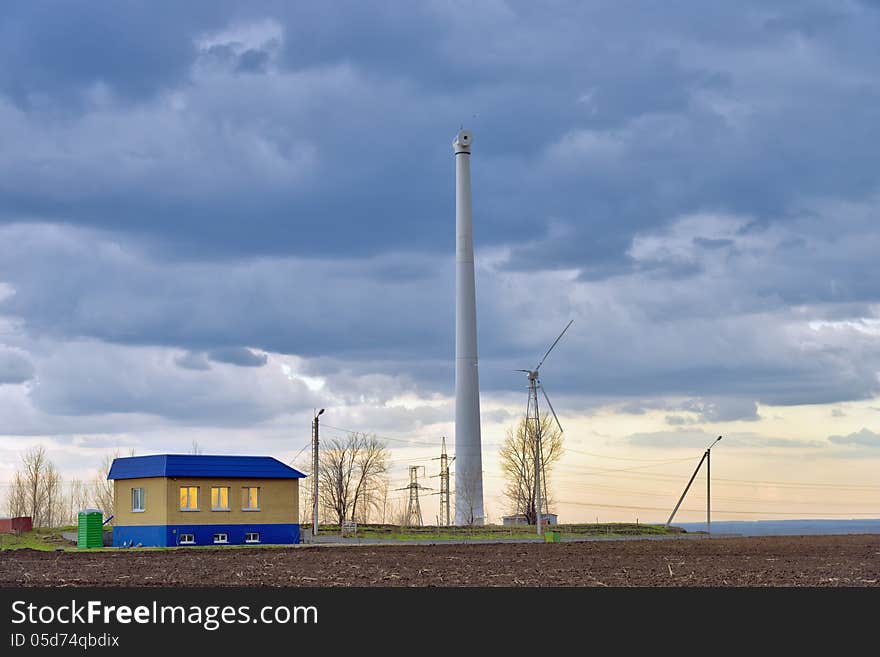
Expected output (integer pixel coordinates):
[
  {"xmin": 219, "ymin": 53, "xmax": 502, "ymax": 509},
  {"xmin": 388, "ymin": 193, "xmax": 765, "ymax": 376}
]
[{"xmin": 107, "ymin": 454, "xmax": 306, "ymax": 480}]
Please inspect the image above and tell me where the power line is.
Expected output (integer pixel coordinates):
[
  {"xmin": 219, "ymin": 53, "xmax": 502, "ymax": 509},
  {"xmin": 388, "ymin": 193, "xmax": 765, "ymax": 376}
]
[
  {"xmin": 547, "ymin": 480, "xmax": 879, "ymax": 506},
  {"xmin": 562, "ymin": 446, "xmax": 701, "ymax": 463},
  {"xmin": 545, "ymin": 463, "xmax": 880, "ymax": 491},
  {"xmin": 320, "ymin": 424, "xmax": 440, "ymax": 447},
  {"xmin": 558, "ymin": 499, "xmax": 880, "ymax": 516}
]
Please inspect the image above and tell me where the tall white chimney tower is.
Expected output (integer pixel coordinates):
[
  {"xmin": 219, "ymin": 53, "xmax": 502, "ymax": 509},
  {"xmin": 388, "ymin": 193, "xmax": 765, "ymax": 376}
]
[{"xmin": 453, "ymin": 128, "xmax": 484, "ymax": 525}]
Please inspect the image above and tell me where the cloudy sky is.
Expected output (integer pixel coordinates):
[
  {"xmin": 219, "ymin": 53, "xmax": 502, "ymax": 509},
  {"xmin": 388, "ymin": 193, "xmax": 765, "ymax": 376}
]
[{"xmin": 1, "ymin": 1, "xmax": 879, "ymax": 524}]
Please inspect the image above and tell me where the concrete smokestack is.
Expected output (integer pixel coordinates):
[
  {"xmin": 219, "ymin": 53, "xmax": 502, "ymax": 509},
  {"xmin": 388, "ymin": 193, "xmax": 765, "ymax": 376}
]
[{"xmin": 453, "ymin": 128, "xmax": 484, "ymax": 525}]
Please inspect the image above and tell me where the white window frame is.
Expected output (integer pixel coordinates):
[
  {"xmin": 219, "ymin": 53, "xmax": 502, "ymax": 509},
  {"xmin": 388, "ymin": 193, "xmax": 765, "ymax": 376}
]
[
  {"xmin": 179, "ymin": 533, "xmax": 195, "ymax": 545},
  {"xmin": 213, "ymin": 533, "xmax": 228, "ymax": 544},
  {"xmin": 179, "ymin": 486, "xmax": 199, "ymax": 511},
  {"xmin": 245, "ymin": 532, "xmax": 260, "ymax": 544},
  {"xmin": 211, "ymin": 486, "xmax": 230, "ymax": 511},
  {"xmin": 131, "ymin": 487, "xmax": 145, "ymax": 513},
  {"xmin": 242, "ymin": 487, "xmax": 261, "ymax": 511}
]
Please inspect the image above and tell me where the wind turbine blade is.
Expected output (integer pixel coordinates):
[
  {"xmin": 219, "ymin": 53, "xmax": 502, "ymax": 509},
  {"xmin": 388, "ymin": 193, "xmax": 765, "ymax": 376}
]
[
  {"xmin": 540, "ymin": 385, "xmax": 564, "ymax": 434},
  {"xmin": 535, "ymin": 320, "xmax": 573, "ymax": 371}
]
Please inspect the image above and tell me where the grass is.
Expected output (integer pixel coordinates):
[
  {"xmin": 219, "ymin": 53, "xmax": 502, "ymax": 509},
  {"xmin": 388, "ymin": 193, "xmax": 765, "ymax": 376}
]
[
  {"xmin": 0, "ymin": 526, "xmax": 75, "ymax": 551},
  {"xmin": 319, "ymin": 522, "xmax": 680, "ymax": 541},
  {"xmin": 0, "ymin": 522, "xmax": 682, "ymax": 552}
]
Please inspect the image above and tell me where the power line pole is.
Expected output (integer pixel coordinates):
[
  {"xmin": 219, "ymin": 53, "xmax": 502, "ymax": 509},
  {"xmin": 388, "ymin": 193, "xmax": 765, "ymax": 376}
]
[
  {"xmin": 665, "ymin": 435, "xmax": 721, "ymax": 531},
  {"xmin": 432, "ymin": 437, "xmax": 454, "ymax": 526},
  {"xmin": 397, "ymin": 466, "xmax": 431, "ymax": 527},
  {"xmin": 707, "ymin": 441, "xmax": 712, "ymax": 536},
  {"xmin": 312, "ymin": 408, "xmax": 324, "ymax": 537}
]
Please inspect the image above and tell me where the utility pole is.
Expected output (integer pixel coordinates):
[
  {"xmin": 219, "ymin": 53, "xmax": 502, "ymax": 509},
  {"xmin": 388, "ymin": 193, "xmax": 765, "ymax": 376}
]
[
  {"xmin": 312, "ymin": 408, "xmax": 324, "ymax": 537},
  {"xmin": 705, "ymin": 435, "xmax": 720, "ymax": 536},
  {"xmin": 432, "ymin": 437, "xmax": 455, "ymax": 526},
  {"xmin": 666, "ymin": 435, "xmax": 721, "ymax": 532},
  {"xmin": 397, "ymin": 466, "xmax": 431, "ymax": 527}
]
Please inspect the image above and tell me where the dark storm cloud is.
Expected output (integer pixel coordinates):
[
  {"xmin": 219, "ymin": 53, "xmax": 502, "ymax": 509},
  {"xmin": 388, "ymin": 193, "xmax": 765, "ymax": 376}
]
[
  {"xmin": 1, "ymin": 2, "xmax": 880, "ymax": 424},
  {"xmin": 174, "ymin": 351, "xmax": 212, "ymax": 371},
  {"xmin": 0, "ymin": 346, "xmax": 34, "ymax": 384},
  {"xmin": 207, "ymin": 347, "xmax": 268, "ymax": 367},
  {"xmin": 2, "ymin": 1, "xmax": 878, "ymax": 264},
  {"xmin": 0, "ymin": 224, "xmax": 454, "ymax": 360},
  {"xmin": 0, "ymin": 1, "xmax": 221, "ymax": 107},
  {"xmin": 25, "ymin": 340, "xmax": 318, "ymax": 424}
]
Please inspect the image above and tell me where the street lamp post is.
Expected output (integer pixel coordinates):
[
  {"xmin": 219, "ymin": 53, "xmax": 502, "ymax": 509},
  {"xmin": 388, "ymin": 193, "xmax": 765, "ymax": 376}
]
[{"xmin": 312, "ymin": 408, "xmax": 324, "ymax": 537}]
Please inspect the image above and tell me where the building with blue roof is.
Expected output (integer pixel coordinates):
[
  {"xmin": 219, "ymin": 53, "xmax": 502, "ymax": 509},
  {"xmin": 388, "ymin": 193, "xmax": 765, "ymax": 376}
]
[{"xmin": 108, "ymin": 454, "xmax": 306, "ymax": 547}]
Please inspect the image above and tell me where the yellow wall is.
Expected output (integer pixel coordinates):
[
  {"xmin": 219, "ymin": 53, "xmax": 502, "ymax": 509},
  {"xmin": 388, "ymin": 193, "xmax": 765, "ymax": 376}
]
[
  {"xmin": 164, "ymin": 478, "xmax": 298, "ymax": 525},
  {"xmin": 113, "ymin": 477, "xmax": 168, "ymax": 525}
]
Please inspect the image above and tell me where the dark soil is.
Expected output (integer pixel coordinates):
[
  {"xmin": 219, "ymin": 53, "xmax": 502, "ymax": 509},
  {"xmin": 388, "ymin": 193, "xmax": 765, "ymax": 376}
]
[{"xmin": 1, "ymin": 534, "xmax": 878, "ymax": 587}]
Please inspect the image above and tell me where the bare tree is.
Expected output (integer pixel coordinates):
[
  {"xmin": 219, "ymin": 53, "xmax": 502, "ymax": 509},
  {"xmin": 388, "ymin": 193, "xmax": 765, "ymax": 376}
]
[
  {"xmin": 5, "ymin": 446, "xmax": 64, "ymax": 527},
  {"xmin": 350, "ymin": 435, "xmax": 388, "ymax": 523},
  {"xmin": 319, "ymin": 433, "xmax": 389, "ymax": 525},
  {"xmin": 41, "ymin": 462, "xmax": 62, "ymax": 528},
  {"xmin": 24, "ymin": 446, "xmax": 49, "ymax": 525},
  {"xmin": 377, "ymin": 478, "xmax": 390, "ymax": 524},
  {"xmin": 298, "ymin": 475, "xmax": 314, "ymax": 526},
  {"xmin": 65, "ymin": 478, "xmax": 93, "ymax": 525},
  {"xmin": 456, "ymin": 469, "xmax": 483, "ymax": 526},
  {"xmin": 499, "ymin": 413, "xmax": 564, "ymax": 525},
  {"xmin": 191, "ymin": 440, "xmax": 203, "ymax": 455},
  {"xmin": 92, "ymin": 452, "xmax": 119, "ymax": 523},
  {"xmin": 387, "ymin": 494, "xmax": 408, "ymax": 527},
  {"xmin": 5, "ymin": 471, "xmax": 27, "ymax": 518}
]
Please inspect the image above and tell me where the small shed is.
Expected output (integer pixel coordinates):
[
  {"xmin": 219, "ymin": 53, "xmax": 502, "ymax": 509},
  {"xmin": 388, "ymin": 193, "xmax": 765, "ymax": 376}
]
[
  {"xmin": 0, "ymin": 516, "xmax": 33, "ymax": 533},
  {"xmin": 502, "ymin": 513, "xmax": 558, "ymax": 526}
]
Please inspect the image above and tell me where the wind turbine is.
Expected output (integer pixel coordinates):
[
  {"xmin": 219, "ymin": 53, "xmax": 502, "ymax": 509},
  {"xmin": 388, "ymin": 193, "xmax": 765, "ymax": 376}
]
[{"xmin": 516, "ymin": 319, "xmax": 573, "ymax": 536}]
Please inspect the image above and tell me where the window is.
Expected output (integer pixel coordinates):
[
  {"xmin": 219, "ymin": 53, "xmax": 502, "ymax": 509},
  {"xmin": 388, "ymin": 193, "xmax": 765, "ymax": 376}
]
[
  {"xmin": 211, "ymin": 486, "xmax": 230, "ymax": 511},
  {"xmin": 242, "ymin": 487, "xmax": 260, "ymax": 511},
  {"xmin": 179, "ymin": 534, "xmax": 195, "ymax": 545},
  {"xmin": 213, "ymin": 533, "xmax": 228, "ymax": 544},
  {"xmin": 245, "ymin": 532, "xmax": 260, "ymax": 543},
  {"xmin": 131, "ymin": 487, "xmax": 145, "ymax": 512},
  {"xmin": 179, "ymin": 486, "xmax": 199, "ymax": 511}
]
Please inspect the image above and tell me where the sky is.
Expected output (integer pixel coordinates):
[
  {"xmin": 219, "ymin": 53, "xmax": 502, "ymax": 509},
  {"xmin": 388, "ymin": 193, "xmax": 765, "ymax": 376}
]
[{"xmin": 1, "ymin": 0, "xmax": 879, "ymax": 525}]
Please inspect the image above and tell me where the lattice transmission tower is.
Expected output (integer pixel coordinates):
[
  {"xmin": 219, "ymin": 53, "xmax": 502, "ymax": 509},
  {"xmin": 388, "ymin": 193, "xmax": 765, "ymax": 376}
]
[
  {"xmin": 397, "ymin": 466, "xmax": 431, "ymax": 527},
  {"xmin": 431, "ymin": 437, "xmax": 455, "ymax": 526}
]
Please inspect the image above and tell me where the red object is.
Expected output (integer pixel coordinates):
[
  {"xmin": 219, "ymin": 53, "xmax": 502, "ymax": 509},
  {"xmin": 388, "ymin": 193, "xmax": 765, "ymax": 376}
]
[{"xmin": 0, "ymin": 516, "xmax": 33, "ymax": 533}]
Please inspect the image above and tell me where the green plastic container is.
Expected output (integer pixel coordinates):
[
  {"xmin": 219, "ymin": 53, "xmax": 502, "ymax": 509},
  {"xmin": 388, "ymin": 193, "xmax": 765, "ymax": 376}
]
[
  {"xmin": 77, "ymin": 509, "xmax": 104, "ymax": 548},
  {"xmin": 543, "ymin": 530, "xmax": 560, "ymax": 543}
]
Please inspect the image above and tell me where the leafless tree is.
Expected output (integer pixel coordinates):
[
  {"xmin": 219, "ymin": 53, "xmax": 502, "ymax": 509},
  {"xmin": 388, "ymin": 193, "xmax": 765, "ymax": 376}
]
[
  {"xmin": 298, "ymin": 482, "xmax": 312, "ymax": 526},
  {"xmin": 378, "ymin": 478, "xmax": 390, "ymax": 524},
  {"xmin": 5, "ymin": 446, "xmax": 64, "ymax": 527},
  {"xmin": 191, "ymin": 440, "xmax": 203, "ymax": 455},
  {"xmin": 5, "ymin": 471, "xmax": 27, "ymax": 518},
  {"xmin": 65, "ymin": 478, "xmax": 93, "ymax": 525},
  {"xmin": 456, "ymin": 469, "xmax": 483, "ymax": 526},
  {"xmin": 499, "ymin": 413, "xmax": 564, "ymax": 525},
  {"xmin": 387, "ymin": 495, "xmax": 408, "ymax": 527},
  {"xmin": 90, "ymin": 448, "xmax": 136, "ymax": 524},
  {"xmin": 41, "ymin": 462, "xmax": 62, "ymax": 528},
  {"xmin": 92, "ymin": 452, "xmax": 119, "ymax": 523},
  {"xmin": 319, "ymin": 433, "xmax": 389, "ymax": 525}
]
